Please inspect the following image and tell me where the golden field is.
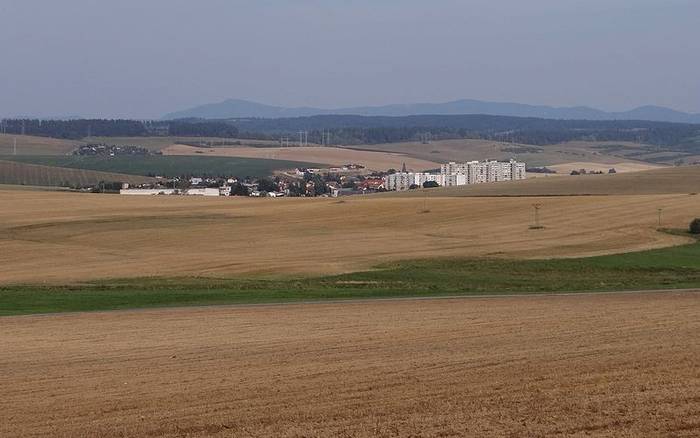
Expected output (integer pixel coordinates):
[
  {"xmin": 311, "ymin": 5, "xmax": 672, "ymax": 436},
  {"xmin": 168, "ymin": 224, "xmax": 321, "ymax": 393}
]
[
  {"xmin": 162, "ymin": 143, "xmax": 440, "ymax": 171},
  {"xmin": 0, "ymin": 159, "xmax": 154, "ymax": 187},
  {"xmin": 1, "ymin": 292, "xmax": 698, "ymax": 437},
  {"xmin": 2, "ymin": 164, "xmax": 700, "ymax": 438},
  {"xmin": 0, "ymin": 183, "xmax": 698, "ymax": 285},
  {"xmin": 0, "ymin": 133, "xmax": 79, "ymax": 155},
  {"xmin": 341, "ymin": 139, "xmax": 660, "ymax": 168},
  {"xmin": 547, "ymin": 161, "xmax": 661, "ymax": 174},
  {"xmin": 395, "ymin": 165, "xmax": 700, "ymax": 197}
]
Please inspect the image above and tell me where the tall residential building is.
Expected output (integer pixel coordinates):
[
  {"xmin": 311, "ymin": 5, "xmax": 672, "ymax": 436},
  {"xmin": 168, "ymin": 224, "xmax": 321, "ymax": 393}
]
[{"xmin": 386, "ymin": 159, "xmax": 526, "ymax": 191}]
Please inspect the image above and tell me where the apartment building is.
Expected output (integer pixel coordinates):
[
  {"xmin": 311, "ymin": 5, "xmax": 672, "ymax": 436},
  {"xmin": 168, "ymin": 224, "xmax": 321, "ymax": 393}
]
[{"xmin": 385, "ymin": 159, "xmax": 526, "ymax": 191}]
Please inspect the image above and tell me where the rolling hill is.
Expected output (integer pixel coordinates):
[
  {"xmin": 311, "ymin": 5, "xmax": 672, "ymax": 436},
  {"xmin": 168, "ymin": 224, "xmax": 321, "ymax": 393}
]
[
  {"xmin": 391, "ymin": 165, "xmax": 700, "ymax": 197},
  {"xmin": 0, "ymin": 160, "xmax": 154, "ymax": 187},
  {"xmin": 164, "ymin": 98, "xmax": 700, "ymax": 124},
  {"xmin": 0, "ymin": 133, "xmax": 80, "ymax": 155}
]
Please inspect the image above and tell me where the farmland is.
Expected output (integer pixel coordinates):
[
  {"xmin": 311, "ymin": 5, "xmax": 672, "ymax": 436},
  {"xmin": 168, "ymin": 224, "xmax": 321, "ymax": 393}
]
[
  {"xmin": 1, "ymin": 178, "xmax": 699, "ymax": 285},
  {"xmin": 0, "ymin": 133, "xmax": 80, "ymax": 155},
  {"xmin": 0, "ymin": 154, "xmax": 323, "ymax": 178},
  {"xmin": 162, "ymin": 143, "xmax": 440, "ymax": 172},
  {"xmin": 392, "ymin": 164, "xmax": 700, "ymax": 197},
  {"xmin": 1, "ymin": 292, "xmax": 698, "ymax": 437},
  {"xmin": 86, "ymin": 136, "xmax": 279, "ymax": 152},
  {"xmin": 0, "ymin": 159, "xmax": 154, "ymax": 187},
  {"xmin": 2, "ymin": 239, "xmax": 700, "ymax": 315},
  {"xmin": 2, "ymin": 145, "xmax": 700, "ymax": 438},
  {"xmin": 341, "ymin": 138, "xmax": 664, "ymax": 168}
]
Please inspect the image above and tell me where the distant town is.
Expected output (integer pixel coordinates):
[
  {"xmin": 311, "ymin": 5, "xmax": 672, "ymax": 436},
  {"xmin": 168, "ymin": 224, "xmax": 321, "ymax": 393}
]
[
  {"xmin": 118, "ymin": 159, "xmax": 528, "ymax": 198},
  {"xmin": 385, "ymin": 159, "xmax": 526, "ymax": 191}
]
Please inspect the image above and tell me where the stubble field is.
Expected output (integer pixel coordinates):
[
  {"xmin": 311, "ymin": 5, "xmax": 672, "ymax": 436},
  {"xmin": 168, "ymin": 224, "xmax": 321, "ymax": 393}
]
[
  {"xmin": 0, "ymin": 133, "xmax": 79, "ymax": 155},
  {"xmin": 394, "ymin": 165, "xmax": 700, "ymax": 197},
  {"xmin": 341, "ymin": 139, "xmax": 660, "ymax": 168},
  {"xmin": 162, "ymin": 144, "xmax": 440, "ymax": 172},
  {"xmin": 0, "ymin": 188, "xmax": 697, "ymax": 285},
  {"xmin": 1, "ymin": 292, "xmax": 698, "ymax": 437},
  {"xmin": 0, "ymin": 159, "xmax": 155, "ymax": 187}
]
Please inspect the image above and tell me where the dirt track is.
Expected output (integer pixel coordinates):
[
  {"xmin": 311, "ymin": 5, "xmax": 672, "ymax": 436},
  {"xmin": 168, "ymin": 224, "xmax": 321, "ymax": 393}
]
[{"xmin": 1, "ymin": 292, "xmax": 698, "ymax": 437}]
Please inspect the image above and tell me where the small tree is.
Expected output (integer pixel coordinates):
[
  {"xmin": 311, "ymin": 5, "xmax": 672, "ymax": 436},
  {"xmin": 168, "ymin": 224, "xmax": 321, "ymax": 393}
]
[
  {"xmin": 690, "ymin": 218, "xmax": 700, "ymax": 234},
  {"xmin": 257, "ymin": 178, "xmax": 278, "ymax": 193},
  {"xmin": 230, "ymin": 182, "xmax": 249, "ymax": 196}
]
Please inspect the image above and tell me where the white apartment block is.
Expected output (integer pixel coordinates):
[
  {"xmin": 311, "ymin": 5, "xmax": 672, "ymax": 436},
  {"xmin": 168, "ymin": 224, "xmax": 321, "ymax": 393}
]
[
  {"xmin": 384, "ymin": 172, "xmax": 414, "ymax": 191},
  {"xmin": 385, "ymin": 159, "xmax": 526, "ymax": 191}
]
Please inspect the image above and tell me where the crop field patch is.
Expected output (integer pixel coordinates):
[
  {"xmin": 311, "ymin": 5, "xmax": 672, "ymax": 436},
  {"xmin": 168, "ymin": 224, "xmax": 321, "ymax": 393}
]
[
  {"xmin": 1, "ymin": 292, "xmax": 698, "ymax": 437},
  {"xmin": 162, "ymin": 144, "xmax": 440, "ymax": 172},
  {"xmin": 0, "ymin": 159, "xmax": 154, "ymax": 187},
  {"xmin": 0, "ymin": 154, "xmax": 323, "ymax": 178},
  {"xmin": 1, "ymin": 188, "xmax": 698, "ymax": 285}
]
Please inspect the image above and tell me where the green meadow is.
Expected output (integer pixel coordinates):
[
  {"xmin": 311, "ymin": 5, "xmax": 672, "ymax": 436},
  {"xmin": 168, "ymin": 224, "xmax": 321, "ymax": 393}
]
[{"xmin": 2, "ymin": 237, "xmax": 700, "ymax": 316}]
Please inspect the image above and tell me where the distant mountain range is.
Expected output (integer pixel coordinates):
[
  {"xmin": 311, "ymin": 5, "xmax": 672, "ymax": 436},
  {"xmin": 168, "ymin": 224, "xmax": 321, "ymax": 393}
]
[{"xmin": 163, "ymin": 99, "xmax": 700, "ymax": 124}]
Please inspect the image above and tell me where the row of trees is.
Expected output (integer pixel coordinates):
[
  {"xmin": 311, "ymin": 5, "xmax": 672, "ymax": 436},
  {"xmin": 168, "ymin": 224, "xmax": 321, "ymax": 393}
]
[
  {"xmin": 4, "ymin": 114, "xmax": 698, "ymax": 149},
  {"xmin": 0, "ymin": 119, "xmax": 239, "ymax": 139},
  {"xmin": 234, "ymin": 114, "xmax": 700, "ymax": 147}
]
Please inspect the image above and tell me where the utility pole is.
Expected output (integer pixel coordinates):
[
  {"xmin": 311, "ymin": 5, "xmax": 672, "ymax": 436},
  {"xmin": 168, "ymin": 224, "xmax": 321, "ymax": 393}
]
[
  {"xmin": 531, "ymin": 203, "xmax": 543, "ymax": 229},
  {"xmin": 13, "ymin": 136, "xmax": 17, "ymax": 155},
  {"xmin": 657, "ymin": 208, "xmax": 663, "ymax": 228}
]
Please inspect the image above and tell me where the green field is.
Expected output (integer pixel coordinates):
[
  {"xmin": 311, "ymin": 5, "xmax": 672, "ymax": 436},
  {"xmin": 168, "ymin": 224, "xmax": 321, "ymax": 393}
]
[
  {"xmin": 2, "ymin": 237, "xmax": 700, "ymax": 316},
  {"xmin": 0, "ymin": 155, "xmax": 322, "ymax": 178}
]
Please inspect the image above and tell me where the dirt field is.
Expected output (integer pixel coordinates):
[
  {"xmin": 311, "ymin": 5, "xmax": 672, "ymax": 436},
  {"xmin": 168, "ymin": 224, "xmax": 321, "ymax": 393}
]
[
  {"xmin": 548, "ymin": 161, "xmax": 662, "ymax": 174},
  {"xmin": 0, "ymin": 133, "xmax": 79, "ymax": 155},
  {"xmin": 1, "ymin": 292, "xmax": 698, "ymax": 437},
  {"xmin": 342, "ymin": 139, "xmax": 659, "ymax": 168},
  {"xmin": 0, "ymin": 187, "xmax": 697, "ymax": 285},
  {"xmin": 162, "ymin": 144, "xmax": 440, "ymax": 171},
  {"xmin": 0, "ymin": 160, "xmax": 154, "ymax": 187}
]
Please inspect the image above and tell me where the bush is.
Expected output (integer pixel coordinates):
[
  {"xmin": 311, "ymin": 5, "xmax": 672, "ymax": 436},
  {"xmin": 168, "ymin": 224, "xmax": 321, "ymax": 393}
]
[{"xmin": 690, "ymin": 218, "xmax": 700, "ymax": 234}]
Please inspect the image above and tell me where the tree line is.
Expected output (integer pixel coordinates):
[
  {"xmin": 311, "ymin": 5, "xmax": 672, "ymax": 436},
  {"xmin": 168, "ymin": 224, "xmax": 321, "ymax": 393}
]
[
  {"xmin": 2, "ymin": 114, "xmax": 699, "ymax": 149},
  {"xmin": 0, "ymin": 119, "xmax": 239, "ymax": 139},
  {"xmin": 234, "ymin": 114, "xmax": 700, "ymax": 147}
]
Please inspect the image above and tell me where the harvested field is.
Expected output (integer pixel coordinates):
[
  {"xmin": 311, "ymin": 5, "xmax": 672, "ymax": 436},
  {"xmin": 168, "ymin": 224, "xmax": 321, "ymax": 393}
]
[
  {"xmin": 394, "ymin": 165, "xmax": 700, "ymax": 197},
  {"xmin": 1, "ymin": 292, "xmax": 698, "ymax": 437},
  {"xmin": 0, "ymin": 133, "xmax": 79, "ymax": 155},
  {"xmin": 548, "ymin": 161, "xmax": 662, "ymax": 174},
  {"xmin": 0, "ymin": 159, "xmax": 154, "ymax": 187},
  {"xmin": 86, "ymin": 136, "xmax": 277, "ymax": 152},
  {"xmin": 162, "ymin": 144, "xmax": 440, "ymax": 171},
  {"xmin": 0, "ymin": 189, "xmax": 697, "ymax": 284},
  {"xmin": 342, "ymin": 139, "xmax": 656, "ymax": 167}
]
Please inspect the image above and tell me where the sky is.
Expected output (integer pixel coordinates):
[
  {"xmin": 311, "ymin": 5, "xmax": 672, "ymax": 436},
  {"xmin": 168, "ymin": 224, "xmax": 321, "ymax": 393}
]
[{"xmin": 0, "ymin": 0, "xmax": 698, "ymax": 119}]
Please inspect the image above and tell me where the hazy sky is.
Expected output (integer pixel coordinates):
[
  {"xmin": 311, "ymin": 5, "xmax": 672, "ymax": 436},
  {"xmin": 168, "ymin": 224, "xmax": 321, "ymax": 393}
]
[{"xmin": 1, "ymin": 0, "xmax": 698, "ymax": 118}]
